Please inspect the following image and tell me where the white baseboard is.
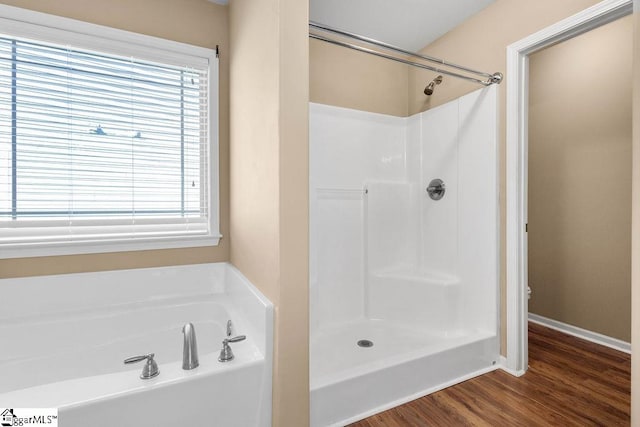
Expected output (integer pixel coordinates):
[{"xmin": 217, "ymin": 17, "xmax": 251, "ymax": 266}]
[
  {"xmin": 528, "ymin": 313, "xmax": 631, "ymax": 354},
  {"xmin": 498, "ymin": 356, "xmax": 526, "ymax": 377}
]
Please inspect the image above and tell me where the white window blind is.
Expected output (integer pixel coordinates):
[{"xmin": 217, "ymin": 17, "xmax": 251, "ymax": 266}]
[{"xmin": 0, "ymin": 12, "xmax": 219, "ymax": 257}]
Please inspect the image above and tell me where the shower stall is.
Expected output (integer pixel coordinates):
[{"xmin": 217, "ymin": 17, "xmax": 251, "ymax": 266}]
[
  {"xmin": 309, "ymin": 86, "xmax": 499, "ymax": 427},
  {"xmin": 308, "ymin": 23, "xmax": 501, "ymax": 427}
]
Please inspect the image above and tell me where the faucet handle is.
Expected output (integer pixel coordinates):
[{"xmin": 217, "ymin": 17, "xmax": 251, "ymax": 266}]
[
  {"xmin": 225, "ymin": 335, "xmax": 246, "ymax": 344},
  {"xmin": 124, "ymin": 353, "xmax": 154, "ymax": 364},
  {"xmin": 124, "ymin": 353, "xmax": 159, "ymax": 379},
  {"xmin": 219, "ymin": 335, "xmax": 246, "ymax": 362}
]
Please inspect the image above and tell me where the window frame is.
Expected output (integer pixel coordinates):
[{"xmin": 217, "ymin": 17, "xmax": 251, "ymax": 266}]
[{"xmin": 0, "ymin": 4, "xmax": 221, "ymax": 259}]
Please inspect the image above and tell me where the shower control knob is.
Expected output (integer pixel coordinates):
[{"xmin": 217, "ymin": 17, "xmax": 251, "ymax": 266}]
[{"xmin": 426, "ymin": 179, "xmax": 446, "ymax": 201}]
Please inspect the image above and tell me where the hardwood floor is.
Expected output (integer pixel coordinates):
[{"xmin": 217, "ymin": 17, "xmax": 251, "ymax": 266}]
[{"xmin": 348, "ymin": 322, "xmax": 630, "ymax": 426}]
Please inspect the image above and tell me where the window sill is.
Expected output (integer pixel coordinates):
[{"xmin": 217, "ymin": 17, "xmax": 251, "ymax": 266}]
[{"xmin": 0, "ymin": 234, "xmax": 222, "ymax": 259}]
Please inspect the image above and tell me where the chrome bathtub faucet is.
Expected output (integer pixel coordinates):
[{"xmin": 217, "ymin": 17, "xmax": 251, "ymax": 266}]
[
  {"xmin": 124, "ymin": 353, "xmax": 159, "ymax": 379},
  {"xmin": 182, "ymin": 322, "xmax": 199, "ymax": 370}
]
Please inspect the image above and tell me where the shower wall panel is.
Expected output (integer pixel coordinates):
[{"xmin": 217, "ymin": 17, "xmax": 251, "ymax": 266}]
[
  {"xmin": 418, "ymin": 101, "xmax": 460, "ymax": 277},
  {"xmin": 457, "ymin": 87, "xmax": 498, "ymax": 332},
  {"xmin": 365, "ymin": 181, "xmax": 416, "ymax": 273},
  {"xmin": 314, "ymin": 192, "xmax": 365, "ymax": 328},
  {"xmin": 309, "ymin": 103, "xmax": 406, "ymax": 333},
  {"xmin": 310, "ymin": 86, "xmax": 497, "ymax": 335}
]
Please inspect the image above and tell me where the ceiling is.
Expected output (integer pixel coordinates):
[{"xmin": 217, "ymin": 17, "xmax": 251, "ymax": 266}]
[
  {"xmin": 310, "ymin": 0, "xmax": 496, "ymax": 51},
  {"xmin": 208, "ymin": 0, "xmax": 496, "ymax": 52}
]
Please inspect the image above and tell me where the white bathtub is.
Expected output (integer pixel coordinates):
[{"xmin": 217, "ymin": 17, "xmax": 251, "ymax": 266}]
[{"xmin": 0, "ymin": 263, "xmax": 273, "ymax": 427}]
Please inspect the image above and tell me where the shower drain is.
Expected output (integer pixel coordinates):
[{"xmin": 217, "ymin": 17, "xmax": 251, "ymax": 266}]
[{"xmin": 357, "ymin": 339, "xmax": 374, "ymax": 348}]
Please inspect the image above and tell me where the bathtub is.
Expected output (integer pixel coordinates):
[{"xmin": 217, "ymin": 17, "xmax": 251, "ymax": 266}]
[{"xmin": 0, "ymin": 263, "xmax": 273, "ymax": 427}]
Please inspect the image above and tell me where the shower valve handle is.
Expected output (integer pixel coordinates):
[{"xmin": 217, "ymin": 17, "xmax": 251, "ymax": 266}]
[{"xmin": 426, "ymin": 178, "xmax": 446, "ymax": 201}]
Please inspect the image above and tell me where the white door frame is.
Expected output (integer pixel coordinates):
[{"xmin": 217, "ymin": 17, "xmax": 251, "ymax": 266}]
[{"xmin": 504, "ymin": 0, "xmax": 633, "ymax": 374}]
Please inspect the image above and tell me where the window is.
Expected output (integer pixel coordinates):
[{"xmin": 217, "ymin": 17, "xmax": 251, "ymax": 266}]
[{"xmin": 0, "ymin": 6, "xmax": 220, "ymax": 258}]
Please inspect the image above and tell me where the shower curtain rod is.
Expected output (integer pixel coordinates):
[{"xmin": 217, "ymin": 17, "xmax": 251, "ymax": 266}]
[{"xmin": 309, "ymin": 21, "xmax": 503, "ymax": 86}]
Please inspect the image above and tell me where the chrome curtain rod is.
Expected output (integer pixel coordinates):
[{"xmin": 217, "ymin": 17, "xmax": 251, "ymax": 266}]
[{"xmin": 309, "ymin": 21, "xmax": 503, "ymax": 86}]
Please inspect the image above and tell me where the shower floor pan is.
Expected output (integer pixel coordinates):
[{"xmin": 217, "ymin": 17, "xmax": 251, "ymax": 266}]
[{"xmin": 310, "ymin": 319, "xmax": 498, "ymax": 427}]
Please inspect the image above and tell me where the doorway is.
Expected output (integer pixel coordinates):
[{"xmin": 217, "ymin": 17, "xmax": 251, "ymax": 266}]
[
  {"xmin": 527, "ymin": 14, "xmax": 632, "ymax": 348},
  {"xmin": 505, "ymin": 0, "xmax": 633, "ymax": 373}
]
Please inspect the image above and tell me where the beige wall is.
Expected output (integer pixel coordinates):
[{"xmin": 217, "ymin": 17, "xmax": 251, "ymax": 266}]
[
  {"xmin": 0, "ymin": 0, "xmax": 230, "ymax": 277},
  {"xmin": 527, "ymin": 16, "xmax": 632, "ymax": 341},
  {"xmin": 309, "ymin": 39, "xmax": 408, "ymax": 116},
  {"xmin": 229, "ymin": 0, "xmax": 309, "ymax": 426},
  {"xmin": 631, "ymin": 2, "xmax": 639, "ymax": 424}
]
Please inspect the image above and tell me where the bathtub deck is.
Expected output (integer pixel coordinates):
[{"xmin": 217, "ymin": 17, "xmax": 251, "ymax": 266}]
[{"xmin": 348, "ymin": 322, "xmax": 631, "ymax": 426}]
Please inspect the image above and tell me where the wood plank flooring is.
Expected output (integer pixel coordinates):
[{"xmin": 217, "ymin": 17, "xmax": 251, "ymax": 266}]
[{"xmin": 348, "ymin": 322, "xmax": 630, "ymax": 426}]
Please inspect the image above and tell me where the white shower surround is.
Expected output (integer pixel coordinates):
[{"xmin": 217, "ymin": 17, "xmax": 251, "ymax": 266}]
[{"xmin": 309, "ymin": 86, "xmax": 499, "ymax": 426}]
